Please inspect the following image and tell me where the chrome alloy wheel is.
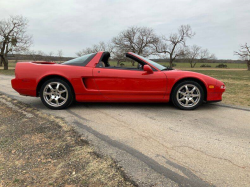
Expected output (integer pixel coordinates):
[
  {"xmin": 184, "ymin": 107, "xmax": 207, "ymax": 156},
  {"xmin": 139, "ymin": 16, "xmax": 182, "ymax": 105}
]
[
  {"xmin": 176, "ymin": 84, "xmax": 201, "ymax": 108},
  {"xmin": 43, "ymin": 82, "xmax": 68, "ymax": 107}
]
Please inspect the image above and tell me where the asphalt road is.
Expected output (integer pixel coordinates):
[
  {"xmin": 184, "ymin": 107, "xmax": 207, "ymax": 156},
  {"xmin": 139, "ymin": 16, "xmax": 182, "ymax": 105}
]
[{"xmin": 1, "ymin": 74, "xmax": 250, "ymax": 187}]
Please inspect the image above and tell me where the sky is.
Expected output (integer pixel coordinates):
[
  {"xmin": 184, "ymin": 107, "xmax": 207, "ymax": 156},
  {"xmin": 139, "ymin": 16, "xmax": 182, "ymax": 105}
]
[{"xmin": 1, "ymin": 0, "xmax": 249, "ymax": 59}]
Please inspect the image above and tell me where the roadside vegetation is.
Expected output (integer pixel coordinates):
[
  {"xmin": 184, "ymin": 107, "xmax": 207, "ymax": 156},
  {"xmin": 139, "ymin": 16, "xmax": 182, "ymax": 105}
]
[
  {"xmin": 0, "ymin": 94, "xmax": 135, "ymax": 187},
  {"xmin": 108, "ymin": 61, "xmax": 247, "ymax": 69},
  {"xmin": 191, "ymin": 70, "xmax": 250, "ymax": 107},
  {"xmin": 0, "ymin": 69, "xmax": 14, "ymax": 75}
]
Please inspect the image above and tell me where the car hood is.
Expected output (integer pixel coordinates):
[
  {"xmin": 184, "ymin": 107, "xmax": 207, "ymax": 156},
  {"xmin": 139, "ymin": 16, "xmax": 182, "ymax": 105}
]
[{"xmin": 162, "ymin": 69, "xmax": 222, "ymax": 84}]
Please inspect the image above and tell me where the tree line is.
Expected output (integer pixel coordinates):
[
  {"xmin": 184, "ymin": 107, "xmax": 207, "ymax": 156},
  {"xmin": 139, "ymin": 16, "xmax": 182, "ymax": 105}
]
[
  {"xmin": 1, "ymin": 15, "xmax": 249, "ymax": 70},
  {"xmin": 76, "ymin": 25, "xmax": 216, "ymax": 68}
]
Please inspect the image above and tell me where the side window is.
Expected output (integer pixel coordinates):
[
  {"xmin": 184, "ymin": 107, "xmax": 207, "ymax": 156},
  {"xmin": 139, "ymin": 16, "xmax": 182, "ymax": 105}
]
[
  {"xmin": 62, "ymin": 53, "xmax": 96, "ymax": 66},
  {"xmin": 95, "ymin": 52, "xmax": 147, "ymax": 70},
  {"xmin": 96, "ymin": 61, "xmax": 105, "ymax": 68},
  {"xmin": 109, "ymin": 57, "xmax": 143, "ymax": 70}
]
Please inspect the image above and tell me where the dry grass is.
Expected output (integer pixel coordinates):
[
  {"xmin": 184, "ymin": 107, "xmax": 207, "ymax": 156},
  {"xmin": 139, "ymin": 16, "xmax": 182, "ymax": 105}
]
[
  {"xmin": 0, "ymin": 94, "xmax": 135, "ymax": 187},
  {"xmin": 189, "ymin": 70, "xmax": 250, "ymax": 107},
  {"xmin": 109, "ymin": 61, "xmax": 248, "ymax": 69},
  {"xmin": 0, "ymin": 69, "xmax": 15, "ymax": 75}
]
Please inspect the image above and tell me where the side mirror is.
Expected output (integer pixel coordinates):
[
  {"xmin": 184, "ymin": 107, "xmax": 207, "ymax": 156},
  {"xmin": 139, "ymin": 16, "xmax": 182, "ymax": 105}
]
[{"xmin": 143, "ymin": 65, "xmax": 153, "ymax": 74}]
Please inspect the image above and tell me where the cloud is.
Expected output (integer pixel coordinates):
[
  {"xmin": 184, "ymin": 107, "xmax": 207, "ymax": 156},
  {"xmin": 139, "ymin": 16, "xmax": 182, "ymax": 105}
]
[{"xmin": 1, "ymin": 0, "xmax": 249, "ymax": 59}]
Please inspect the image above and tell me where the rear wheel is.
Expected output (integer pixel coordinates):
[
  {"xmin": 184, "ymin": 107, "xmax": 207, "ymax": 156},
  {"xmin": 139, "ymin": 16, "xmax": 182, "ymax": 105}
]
[
  {"xmin": 40, "ymin": 78, "xmax": 73, "ymax": 109},
  {"xmin": 171, "ymin": 81, "xmax": 204, "ymax": 110}
]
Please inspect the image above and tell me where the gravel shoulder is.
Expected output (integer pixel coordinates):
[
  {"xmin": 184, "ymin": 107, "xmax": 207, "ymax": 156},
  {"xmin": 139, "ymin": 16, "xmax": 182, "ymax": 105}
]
[{"xmin": 0, "ymin": 93, "xmax": 136, "ymax": 187}]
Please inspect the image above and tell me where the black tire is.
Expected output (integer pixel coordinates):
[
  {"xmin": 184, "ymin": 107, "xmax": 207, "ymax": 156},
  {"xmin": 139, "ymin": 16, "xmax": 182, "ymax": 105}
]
[
  {"xmin": 40, "ymin": 78, "xmax": 74, "ymax": 110},
  {"xmin": 171, "ymin": 80, "xmax": 204, "ymax": 110}
]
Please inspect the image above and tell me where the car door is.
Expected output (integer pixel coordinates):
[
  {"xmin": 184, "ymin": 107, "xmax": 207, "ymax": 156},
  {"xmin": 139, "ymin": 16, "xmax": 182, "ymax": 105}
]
[{"xmin": 92, "ymin": 67, "xmax": 167, "ymax": 101}]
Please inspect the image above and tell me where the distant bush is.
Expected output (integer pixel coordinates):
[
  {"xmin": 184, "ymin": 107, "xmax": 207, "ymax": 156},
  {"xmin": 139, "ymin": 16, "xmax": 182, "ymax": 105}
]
[
  {"xmin": 216, "ymin": 63, "xmax": 227, "ymax": 68},
  {"xmin": 200, "ymin": 64, "xmax": 211, "ymax": 68},
  {"xmin": 172, "ymin": 63, "xmax": 177, "ymax": 67}
]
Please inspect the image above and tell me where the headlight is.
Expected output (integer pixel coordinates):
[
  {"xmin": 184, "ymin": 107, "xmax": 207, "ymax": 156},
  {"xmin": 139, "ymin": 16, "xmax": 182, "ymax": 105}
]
[{"xmin": 221, "ymin": 85, "xmax": 226, "ymax": 89}]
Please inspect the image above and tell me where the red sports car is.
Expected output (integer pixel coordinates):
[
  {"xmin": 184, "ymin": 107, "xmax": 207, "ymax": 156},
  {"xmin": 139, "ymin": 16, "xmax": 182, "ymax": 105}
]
[{"xmin": 11, "ymin": 52, "xmax": 226, "ymax": 110}]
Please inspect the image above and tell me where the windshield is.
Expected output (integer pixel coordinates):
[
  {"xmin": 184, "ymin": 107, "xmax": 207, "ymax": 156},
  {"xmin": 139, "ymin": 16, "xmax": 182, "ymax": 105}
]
[
  {"xmin": 132, "ymin": 53, "xmax": 166, "ymax": 71},
  {"xmin": 62, "ymin": 53, "xmax": 96, "ymax": 66}
]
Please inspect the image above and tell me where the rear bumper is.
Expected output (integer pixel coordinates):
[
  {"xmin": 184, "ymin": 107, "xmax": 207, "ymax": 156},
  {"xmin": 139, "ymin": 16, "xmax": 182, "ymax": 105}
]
[{"xmin": 11, "ymin": 78, "xmax": 37, "ymax": 96}]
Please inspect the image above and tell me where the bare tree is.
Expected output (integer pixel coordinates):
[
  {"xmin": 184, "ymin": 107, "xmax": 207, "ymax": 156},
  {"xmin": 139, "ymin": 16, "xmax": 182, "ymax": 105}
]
[
  {"xmin": 154, "ymin": 25, "xmax": 195, "ymax": 68},
  {"xmin": 234, "ymin": 43, "xmax": 250, "ymax": 71},
  {"xmin": 112, "ymin": 48, "xmax": 127, "ymax": 66},
  {"xmin": 37, "ymin": 50, "xmax": 46, "ymax": 60},
  {"xmin": 47, "ymin": 51, "xmax": 54, "ymax": 61},
  {"xmin": 199, "ymin": 49, "xmax": 216, "ymax": 63},
  {"xmin": 0, "ymin": 15, "xmax": 32, "ymax": 70},
  {"xmin": 112, "ymin": 26, "xmax": 158, "ymax": 64},
  {"xmin": 57, "ymin": 50, "xmax": 63, "ymax": 63},
  {"xmin": 27, "ymin": 50, "xmax": 38, "ymax": 61},
  {"xmin": 185, "ymin": 46, "xmax": 216, "ymax": 68},
  {"xmin": 185, "ymin": 45, "xmax": 201, "ymax": 68},
  {"xmin": 76, "ymin": 41, "xmax": 114, "ymax": 57}
]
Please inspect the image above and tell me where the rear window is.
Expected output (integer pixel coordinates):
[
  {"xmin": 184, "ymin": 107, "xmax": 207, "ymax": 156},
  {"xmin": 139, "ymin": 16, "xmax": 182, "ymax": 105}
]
[{"xmin": 62, "ymin": 53, "xmax": 96, "ymax": 66}]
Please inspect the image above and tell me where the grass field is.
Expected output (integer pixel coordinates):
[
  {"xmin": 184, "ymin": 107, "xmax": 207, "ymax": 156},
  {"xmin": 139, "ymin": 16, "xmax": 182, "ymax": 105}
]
[
  {"xmin": 1, "ymin": 61, "xmax": 249, "ymax": 107},
  {"xmin": 4, "ymin": 61, "xmax": 17, "ymax": 67},
  {"xmin": 161, "ymin": 62, "xmax": 247, "ymax": 69},
  {"xmin": 109, "ymin": 61, "xmax": 247, "ymax": 69},
  {"xmin": 3, "ymin": 60, "xmax": 248, "ymax": 69},
  {"xmin": 190, "ymin": 70, "xmax": 250, "ymax": 107},
  {"xmin": 0, "ymin": 69, "xmax": 15, "ymax": 75}
]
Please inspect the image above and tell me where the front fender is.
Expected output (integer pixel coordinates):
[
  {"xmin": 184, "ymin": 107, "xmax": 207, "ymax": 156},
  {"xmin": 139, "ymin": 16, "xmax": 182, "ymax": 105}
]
[{"xmin": 164, "ymin": 70, "xmax": 218, "ymax": 100}]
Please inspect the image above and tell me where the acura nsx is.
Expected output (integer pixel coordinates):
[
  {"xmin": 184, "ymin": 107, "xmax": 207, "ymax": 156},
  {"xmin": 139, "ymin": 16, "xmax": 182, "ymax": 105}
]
[{"xmin": 11, "ymin": 52, "xmax": 226, "ymax": 110}]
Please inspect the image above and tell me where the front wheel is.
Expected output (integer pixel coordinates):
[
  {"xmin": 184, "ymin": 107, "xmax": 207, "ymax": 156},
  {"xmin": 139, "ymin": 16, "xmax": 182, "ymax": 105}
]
[
  {"xmin": 171, "ymin": 81, "xmax": 204, "ymax": 110},
  {"xmin": 40, "ymin": 79, "xmax": 74, "ymax": 109}
]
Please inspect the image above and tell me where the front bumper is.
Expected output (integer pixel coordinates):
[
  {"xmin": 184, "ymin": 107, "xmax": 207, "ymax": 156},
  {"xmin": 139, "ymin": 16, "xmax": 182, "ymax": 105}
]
[
  {"xmin": 207, "ymin": 92, "xmax": 224, "ymax": 101},
  {"xmin": 207, "ymin": 81, "xmax": 226, "ymax": 101}
]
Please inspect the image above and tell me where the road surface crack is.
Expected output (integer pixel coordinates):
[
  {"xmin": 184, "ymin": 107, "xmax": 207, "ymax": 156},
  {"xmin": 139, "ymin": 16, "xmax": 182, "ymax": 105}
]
[{"xmin": 171, "ymin": 145, "xmax": 249, "ymax": 170}]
